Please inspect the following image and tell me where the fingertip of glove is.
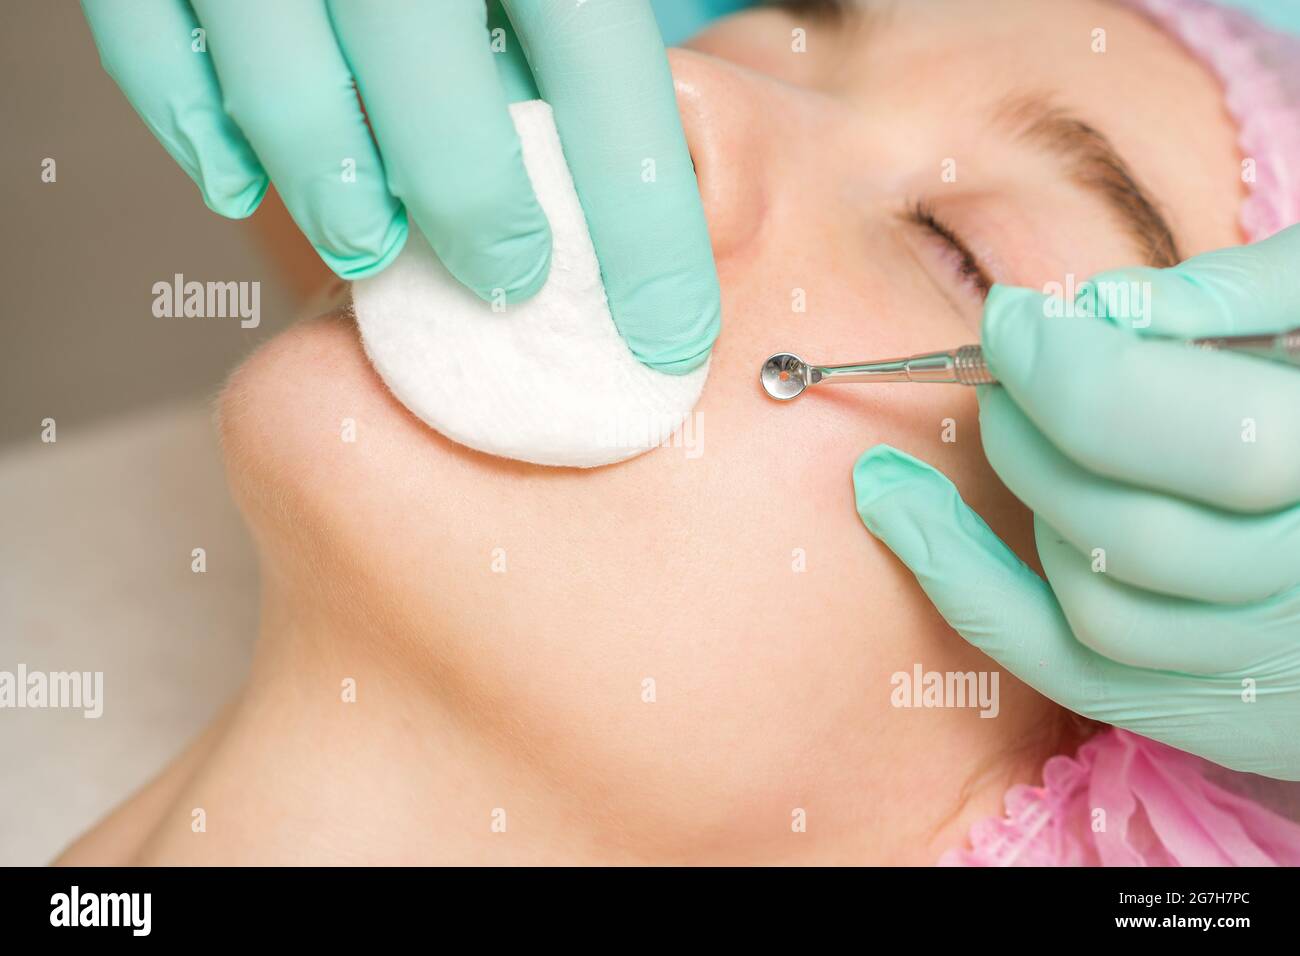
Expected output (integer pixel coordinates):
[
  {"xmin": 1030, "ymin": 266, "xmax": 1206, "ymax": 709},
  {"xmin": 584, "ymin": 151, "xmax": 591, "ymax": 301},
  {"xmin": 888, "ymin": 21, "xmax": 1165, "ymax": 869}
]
[
  {"xmin": 318, "ymin": 213, "xmax": 410, "ymax": 281},
  {"xmin": 852, "ymin": 445, "xmax": 962, "ymax": 579},
  {"xmin": 980, "ymin": 284, "xmax": 1040, "ymax": 350},
  {"xmin": 642, "ymin": 338, "xmax": 715, "ymax": 375},
  {"xmin": 201, "ymin": 173, "xmax": 269, "ymax": 221},
  {"xmin": 982, "ymin": 284, "xmax": 1058, "ymax": 390},
  {"xmin": 852, "ymin": 445, "xmax": 949, "ymax": 524},
  {"xmin": 1074, "ymin": 266, "xmax": 1160, "ymax": 330},
  {"xmin": 622, "ymin": 279, "xmax": 722, "ymax": 375},
  {"xmin": 451, "ymin": 225, "xmax": 554, "ymax": 305},
  {"xmin": 505, "ymin": 236, "xmax": 555, "ymax": 303}
]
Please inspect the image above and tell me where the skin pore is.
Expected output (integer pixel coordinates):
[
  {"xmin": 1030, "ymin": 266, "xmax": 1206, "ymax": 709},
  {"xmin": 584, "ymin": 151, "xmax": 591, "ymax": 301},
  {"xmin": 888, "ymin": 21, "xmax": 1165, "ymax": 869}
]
[{"xmin": 58, "ymin": 0, "xmax": 1242, "ymax": 865}]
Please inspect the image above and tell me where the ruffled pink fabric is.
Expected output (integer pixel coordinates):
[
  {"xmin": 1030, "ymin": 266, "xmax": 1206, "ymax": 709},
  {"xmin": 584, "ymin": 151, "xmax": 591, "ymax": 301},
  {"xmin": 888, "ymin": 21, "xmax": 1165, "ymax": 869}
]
[
  {"xmin": 1119, "ymin": 0, "xmax": 1300, "ymax": 242},
  {"xmin": 940, "ymin": 729, "xmax": 1300, "ymax": 866}
]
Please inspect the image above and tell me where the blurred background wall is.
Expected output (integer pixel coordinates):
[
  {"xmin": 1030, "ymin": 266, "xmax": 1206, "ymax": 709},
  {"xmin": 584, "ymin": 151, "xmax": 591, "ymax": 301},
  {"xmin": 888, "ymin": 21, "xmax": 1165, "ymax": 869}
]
[
  {"xmin": 0, "ymin": 1, "xmax": 335, "ymax": 864},
  {"xmin": 0, "ymin": 0, "xmax": 333, "ymax": 450}
]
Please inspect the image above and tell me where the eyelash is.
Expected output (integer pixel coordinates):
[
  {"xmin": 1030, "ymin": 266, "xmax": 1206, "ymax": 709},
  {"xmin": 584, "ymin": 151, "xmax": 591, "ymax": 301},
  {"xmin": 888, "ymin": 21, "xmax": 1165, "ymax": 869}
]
[{"xmin": 903, "ymin": 200, "xmax": 994, "ymax": 298}]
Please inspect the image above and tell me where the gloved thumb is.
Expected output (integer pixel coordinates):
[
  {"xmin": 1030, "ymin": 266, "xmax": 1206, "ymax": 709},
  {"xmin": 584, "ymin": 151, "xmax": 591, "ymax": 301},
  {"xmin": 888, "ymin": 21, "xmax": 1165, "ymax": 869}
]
[
  {"xmin": 852, "ymin": 445, "xmax": 1113, "ymax": 710},
  {"xmin": 1083, "ymin": 221, "xmax": 1300, "ymax": 338}
]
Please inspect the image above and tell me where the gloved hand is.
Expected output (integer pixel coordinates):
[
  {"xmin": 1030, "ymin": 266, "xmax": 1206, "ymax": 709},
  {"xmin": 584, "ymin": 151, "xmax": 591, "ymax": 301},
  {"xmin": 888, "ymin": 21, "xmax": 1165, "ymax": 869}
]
[
  {"xmin": 853, "ymin": 223, "xmax": 1300, "ymax": 781},
  {"xmin": 80, "ymin": 0, "xmax": 719, "ymax": 373}
]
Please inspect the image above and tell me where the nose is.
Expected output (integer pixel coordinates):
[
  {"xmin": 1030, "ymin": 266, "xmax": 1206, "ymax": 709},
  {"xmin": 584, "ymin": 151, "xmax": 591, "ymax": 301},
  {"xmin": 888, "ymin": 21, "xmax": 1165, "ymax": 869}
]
[{"xmin": 669, "ymin": 48, "xmax": 783, "ymax": 263}]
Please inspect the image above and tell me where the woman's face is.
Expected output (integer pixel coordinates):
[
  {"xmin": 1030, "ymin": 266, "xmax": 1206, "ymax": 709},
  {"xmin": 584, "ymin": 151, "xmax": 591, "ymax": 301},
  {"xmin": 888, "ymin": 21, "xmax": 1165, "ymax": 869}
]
[{"xmin": 220, "ymin": 0, "xmax": 1242, "ymax": 859}]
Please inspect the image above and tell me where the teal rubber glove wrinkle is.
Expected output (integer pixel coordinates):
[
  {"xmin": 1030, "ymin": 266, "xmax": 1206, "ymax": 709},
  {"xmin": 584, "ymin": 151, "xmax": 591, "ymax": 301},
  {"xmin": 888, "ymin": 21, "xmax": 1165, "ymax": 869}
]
[
  {"xmin": 854, "ymin": 225, "xmax": 1300, "ymax": 781},
  {"xmin": 81, "ymin": 0, "xmax": 721, "ymax": 371},
  {"xmin": 505, "ymin": 0, "xmax": 720, "ymax": 372},
  {"xmin": 80, "ymin": 0, "xmax": 268, "ymax": 220}
]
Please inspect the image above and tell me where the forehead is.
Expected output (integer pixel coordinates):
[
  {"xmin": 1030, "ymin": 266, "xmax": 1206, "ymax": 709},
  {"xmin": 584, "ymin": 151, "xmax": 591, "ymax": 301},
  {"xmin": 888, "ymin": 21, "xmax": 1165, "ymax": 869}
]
[{"xmin": 707, "ymin": 0, "xmax": 1241, "ymax": 256}]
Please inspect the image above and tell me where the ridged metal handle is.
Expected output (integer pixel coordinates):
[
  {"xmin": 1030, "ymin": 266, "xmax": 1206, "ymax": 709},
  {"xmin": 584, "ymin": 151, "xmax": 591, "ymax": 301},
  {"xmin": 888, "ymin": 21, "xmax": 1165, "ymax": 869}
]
[
  {"xmin": 1285, "ymin": 329, "xmax": 1300, "ymax": 357},
  {"xmin": 953, "ymin": 345, "xmax": 996, "ymax": 385}
]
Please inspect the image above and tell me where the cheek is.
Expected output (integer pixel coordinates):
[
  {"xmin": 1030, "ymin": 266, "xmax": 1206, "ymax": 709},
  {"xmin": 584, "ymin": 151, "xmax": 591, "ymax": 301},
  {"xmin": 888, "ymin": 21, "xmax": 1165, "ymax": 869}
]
[
  {"xmin": 217, "ymin": 306, "xmax": 1037, "ymax": 839},
  {"xmin": 713, "ymin": 225, "xmax": 1036, "ymax": 576}
]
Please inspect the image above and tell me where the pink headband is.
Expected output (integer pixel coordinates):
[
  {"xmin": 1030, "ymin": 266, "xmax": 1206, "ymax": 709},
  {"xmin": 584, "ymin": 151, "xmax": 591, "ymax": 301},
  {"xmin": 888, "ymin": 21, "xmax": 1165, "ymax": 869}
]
[{"xmin": 1119, "ymin": 0, "xmax": 1300, "ymax": 243}]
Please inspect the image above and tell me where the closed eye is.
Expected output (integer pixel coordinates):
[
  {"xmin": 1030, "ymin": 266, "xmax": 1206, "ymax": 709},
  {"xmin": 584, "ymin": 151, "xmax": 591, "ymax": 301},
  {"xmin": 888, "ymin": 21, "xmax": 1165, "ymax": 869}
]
[{"xmin": 901, "ymin": 200, "xmax": 994, "ymax": 299}]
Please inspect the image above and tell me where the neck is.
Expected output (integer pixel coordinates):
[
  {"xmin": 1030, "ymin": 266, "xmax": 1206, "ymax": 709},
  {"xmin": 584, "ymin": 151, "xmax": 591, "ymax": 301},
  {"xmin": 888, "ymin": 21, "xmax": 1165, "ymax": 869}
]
[{"xmin": 126, "ymin": 563, "xmax": 1059, "ymax": 864}]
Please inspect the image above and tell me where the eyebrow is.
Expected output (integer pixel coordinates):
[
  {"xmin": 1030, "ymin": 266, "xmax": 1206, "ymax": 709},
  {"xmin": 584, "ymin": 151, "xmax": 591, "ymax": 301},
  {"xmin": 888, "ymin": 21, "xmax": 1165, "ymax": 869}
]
[{"xmin": 993, "ymin": 93, "xmax": 1182, "ymax": 267}]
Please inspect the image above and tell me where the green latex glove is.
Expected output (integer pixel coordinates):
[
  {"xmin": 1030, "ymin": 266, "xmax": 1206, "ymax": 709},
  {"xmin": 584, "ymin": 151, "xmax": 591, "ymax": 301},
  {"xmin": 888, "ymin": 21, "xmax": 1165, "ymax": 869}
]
[
  {"xmin": 853, "ymin": 224, "xmax": 1300, "ymax": 780},
  {"xmin": 80, "ymin": 0, "xmax": 719, "ymax": 373}
]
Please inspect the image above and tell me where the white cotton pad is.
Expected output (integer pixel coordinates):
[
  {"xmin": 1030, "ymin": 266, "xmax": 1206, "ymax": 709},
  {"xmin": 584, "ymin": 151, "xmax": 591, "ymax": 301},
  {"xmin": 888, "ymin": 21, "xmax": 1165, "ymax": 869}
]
[{"xmin": 352, "ymin": 100, "xmax": 710, "ymax": 468}]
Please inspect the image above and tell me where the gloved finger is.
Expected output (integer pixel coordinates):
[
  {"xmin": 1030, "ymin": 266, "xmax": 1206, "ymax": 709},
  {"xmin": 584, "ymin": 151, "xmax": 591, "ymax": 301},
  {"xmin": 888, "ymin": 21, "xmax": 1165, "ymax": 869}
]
[
  {"xmin": 852, "ymin": 445, "xmax": 1184, "ymax": 717},
  {"xmin": 80, "ymin": 0, "xmax": 266, "ymax": 217},
  {"xmin": 191, "ymin": 0, "xmax": 407, "ymax": 279},
  {"xmin": 486, "ymin": 0, "xmax": 539, "ymax": 104},
  {"xmin": 1084, "ymin": 223, "xmax": 1300, "ymax": 337},
  {"xmin": 979, "ymin": 385, "xmax": 1300, "ymax": 604},
  {"xmin": 327, "ymin": 0, "xmax": 551, "ymax": 303},
  {"xmin": 505, "ymin": 0, "xmax": 721, "ymax": 374},
  {"xmin": 1036, "ymin": 517, "xmax": 1300, "ymax": 675},
  {"xmin": 852, "ymin": 445, "xmax": 1294, "ymax": 778},
  {"xmin": 981, "ymin": 285, "xmax": 1300, "ymax": 513}
]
